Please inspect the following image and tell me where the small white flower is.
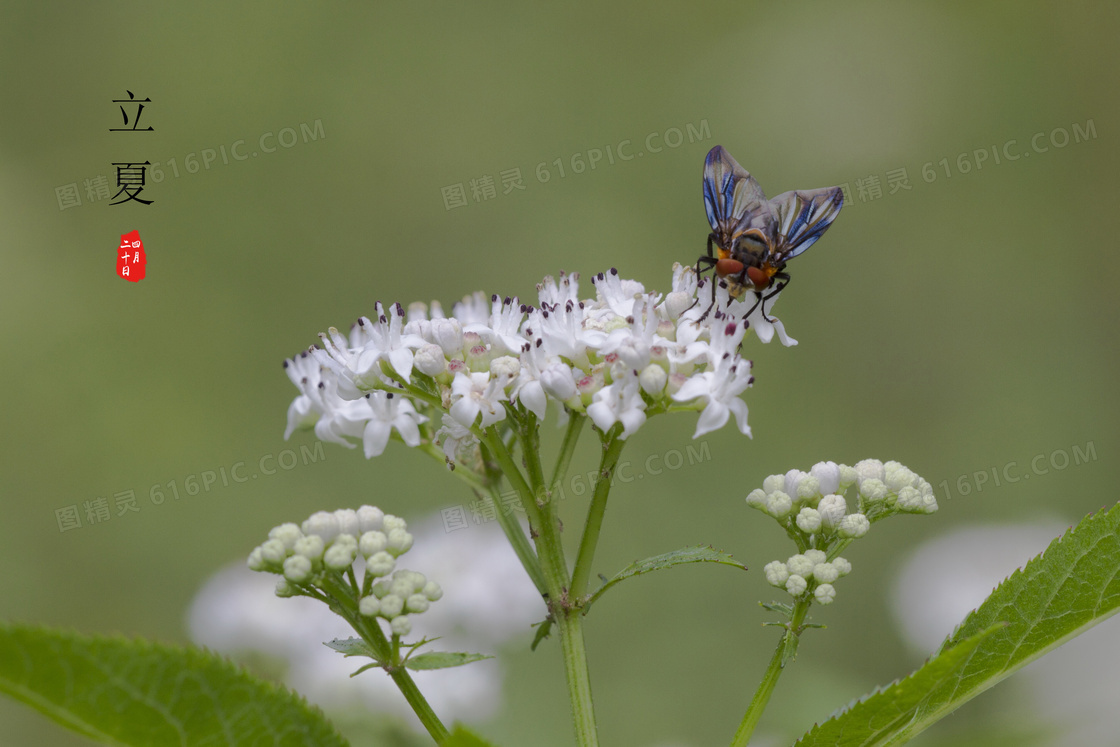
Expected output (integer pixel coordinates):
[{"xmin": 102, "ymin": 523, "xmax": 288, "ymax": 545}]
[
  {"xmin": 839, "ymin": 513, "xmax": 870, "ymax": 538},
  {"xmin": 817, "ymin": 494, "xmax": 848, "ymax": 530},
  {"xmin": 449, "ymin": 372, "xmax": 509, "ymax": 428},
  {"xmin": 508, "ymin": 342, "xmax": 549, "ymax": 419},
  {"xmin": 406, "ymin": 594, "xmax": 431, "ymax": 614},
  {"xmin": 897, "ymin": 486, "xmax": 938, "ymax": 514},
  {"xmin": 465, "ymin": 295, "xmax": 526, "ymax": 356},
  {"xmin": 293, "ymin": 535, "xmax": 325, "ymax": 560},
  {"xmin": 787, "ymin": 554, "xmax": 816, "ymax": 577},
  {"xmin": 379, "ymin": 594, "xmax": 404, "ymax": 618},
  {"xmin": 804, "ymin": 549, "xmax": 827, "ymax": 565},
  {"xmin": 853, "ymin": 459, "xmax": 885, "ymax": 483},
  {"xmin": 333, "ymin": 509, "xmax": 360, "ymax": 538},
  {"xmin": 283, "ymin": 555, "xmax": 313, "ymax": 584},
  {"xmin": 783, "ymin": 470, "xmax": 809, "ymax": 498},
  {"xmin": 832, "ymin": 557, "xmax": 852, "ymax": 576},
  {"xmin": 539, "ymin": 360, "xmax": 578, "ymax": 403},
  {"xmin": 860, "ymin": 478, "xmax": 888, "ymax": 503},
  {"xmin": 324, "ymin": 542, "xmax": 356, "ymax": 571},
  {"xmin": 763, "ymin": 474, "xmax": 786, "ymax": 494},
  {"xmin": 391, "ymin": 616, "xmax": 412, "ymax": 636},
  {"xmin": 589, "ymin": 268, "xmax": 649, "ymax": 319},
  {"xmin": 269, "ymin": 523, "xmax": 303, "ymax": 551},
  {"xmin": 671, "ymin": 324, "xmax": 752, "ymax": 439},
  {"xmin": 814, "ymin": 583, "xmax": 836, "ymax": 605},
  {"xmin": 429, "ymin": 317, "xmax": 464, "ymax": 356},
  {"xmin": 283, "ymin": 350, "xmax": 326, "ymax": 440},
  {"xmin": 414, "ymin": 343, "xmax": 447, "ymax": 377},
  {"xmin": 259, "ymin": 539, "xmax": 289, "ymax": 567},
  {"xmin": 813, "ymin": 562, "xmax": 840, "ymax": 584},
  {"xmin": 359, "ymin": 595, "xmax": 380, "ymax": 617},
  {"xmin": 587, "ymin": 373, "xmax": 647, "ymax": 439},
  {"xmin": 765, "ymin": 491, "xmax": 793, "ymax": 519},
  {"xmin": 247, "ymin": 547, "xmax": 267, "ymax": 572},
  {"xmin": 796, "ymin": 508, "xmax": 822, "ymax": 534},
  {"xmin": 745, "ymin": 488, "xmax": 767, "ymax": 510},
  {"xmin": 359, "ymin": 531, "xmax": 388, "ymax": 558},
  {"xmin": 786, "ymin": 574, "xmax": 808, "ymax": 596},
  {"xmin": 435, "ymin": 414, "xmax": 480, "ymax": 465},
  {"xmin": 796, "ymin": 475, "xmax": 822, "ymax": 502},
  {"xmin": 357, "ymin": 505, "xmax": 385, "ymax": 533},
  {"xmin": 301, "ymin": 512, "xmax": 338, "ymax": 543},
  {"xmin": 885, "ymin": 464, "xmax": 919, "ymax": 493},
  {"xmin": 366, "ymin": 551, "xmax": 396, "ymax": 577},
  {"xmin": 386, "ymin": 528, "xmax": 414, "ymax": 557},
  {"xmin": 810, "ymin": 461, "xmax": 841, "ymax": 496},
  {"xmin": 764, "ymin": 561, "xmax": 790, "ymax": 587}
]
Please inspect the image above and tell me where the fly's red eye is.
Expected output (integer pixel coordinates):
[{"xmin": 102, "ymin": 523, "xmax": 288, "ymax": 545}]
[
  {"xmin": 746, "ymin": 266, "xmax": 770, "ymax": 289},
  {"xmin": 715, "ymin": 258, "xmax": 744, "ymax": 277}
]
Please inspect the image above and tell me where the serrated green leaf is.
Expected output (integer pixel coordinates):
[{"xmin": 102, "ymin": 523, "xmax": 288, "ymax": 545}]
[
  {"xmin": 795, "ymin": 627, "xmax": 997, "ymax": 747},
  {"xmin": 443, "ymin": 723, "xmax": 500, "ymax": 746},
  {"xmin": 584, "ymin": 544, "xmax": 747, "ymax": 609},
  {"xmin": 404, "ymin": 652, "xmax": 491, "ymax": 671},
  {"xmin": 797, "ymin": 502, "xmax": 1120, "ymax": 746},
  {"xmin": 0, "ymin": 621, "xmax": 348, "ymax": 747},
  {"xmin": 325, "ymin": 636, "xmax": 377, "ymax": 659}
]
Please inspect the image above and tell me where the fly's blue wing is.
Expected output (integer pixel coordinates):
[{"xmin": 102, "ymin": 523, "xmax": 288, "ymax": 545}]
[
  {"xmin": 703, "ymin": 146, "xmax": 767, "ymax": 243},
  {"xmin": 766, "ymin": 187, "xmax": 844, "ymax": 262}
]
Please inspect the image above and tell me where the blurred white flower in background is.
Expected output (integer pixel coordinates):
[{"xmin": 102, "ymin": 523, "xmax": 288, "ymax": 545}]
[
  {"xmin": 189, "ymin": 513, "xmax": 542, "ymax": 729},
  {"xmin": 891, "ymin": 520, "xmax": 1120, "ymax": 746}
]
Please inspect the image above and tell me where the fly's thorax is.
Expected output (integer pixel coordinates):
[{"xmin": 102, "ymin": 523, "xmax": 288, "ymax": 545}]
[{"xmin": 730, "ymin": 233, "xmax": 771, "ymax": 270}]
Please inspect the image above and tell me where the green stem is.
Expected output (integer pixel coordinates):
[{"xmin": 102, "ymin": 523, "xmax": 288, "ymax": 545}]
[
  {"xmin": 387, "ymin": 665, "xmax": 449, "ymax": 743},
  {"xmin": 514, "ymin": 415, "xmax": 600, "ymax": 747},
  {"xmin": 479, "ymin": 426, "xmax": 545, "ymax": 532},
  {"xmin": 481, "ymin": 484, "xmax": 548, "ymax": 595},
  {"xmin": 550, "ymin": 412, "xmax": 586, "ymax": 493},
  {"xmin": 569, "ymin": 427, "xmax": 626, "ymax": 600},
  {"xmin": 330, "ymin": 577, "xmax": 450, "ymax": 743},
  {"xmin": 554, "ymin": 608, "xmax": 598, "ymax": 747},
  {"xmin": 729, "ymin": 597, "xmax": 812, "ymax": 747},
  {"xmin": 415, "ymin": 434, "xmax": 547, "ymax": 595}
]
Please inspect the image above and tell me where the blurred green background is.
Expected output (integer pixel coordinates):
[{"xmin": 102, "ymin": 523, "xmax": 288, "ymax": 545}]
[{"xmin": 2, "ymin": 2, "xmax": 1117, "ymax": 745}]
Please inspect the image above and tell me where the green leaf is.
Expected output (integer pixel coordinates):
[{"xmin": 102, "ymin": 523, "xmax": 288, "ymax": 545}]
[
  {"xmin": 584, "ymin": 544, "xmax": 747, "ymax": 609},
  {"xmin": 529, "ymin": 618, "xmax": 552, "ymax": 651},
  {"xmin": 0, "ymin": 621, "xmax": 348, "ymax": 747},
  {"xmin": 443, "ymin": 723, "xmax": 500, "ymax": 746},
  {"xmin": 795, "ymin": 627, "xmax": 998, "ymax": 747},
  {"xmin": 797, "ymin": 502, "xmax": 1120, "ymax": 746},
  {"xmin": 403, "ymin": 652, "xmax": 491, "ymax": 671},
  {"xmin": 325, "ymin": 636, "xmax": 377, "ymax": 658}
]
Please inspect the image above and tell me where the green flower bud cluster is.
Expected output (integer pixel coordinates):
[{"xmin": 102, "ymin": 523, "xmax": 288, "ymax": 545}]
[
  {"xmin": 747, "ymin": 459, "xmax": 936, "ymax": 604},
  {"xmin": 248, "ymin": 505, "xmax": 440, "ymax": 637}
]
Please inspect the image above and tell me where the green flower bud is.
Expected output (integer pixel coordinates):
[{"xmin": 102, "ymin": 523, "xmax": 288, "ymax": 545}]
[
  {"xmin": 814, "ymin": 583, "xmax": 836, "ymax": 605},
  {"xmin": 406, "ymin": 594, "xmax": 430, "ymax": 613},
  {"xmin": 283, "ymin": 555, "xmax": 313, "ymax": 584},
  {"xmin": 764, "ymin": 561, "xmax": 789, "ymax": 587},
  {"xmin": 785, "ymin": 574, "xmax": 808, "ymax": 597},
  {"xmin": 379, "ymin": 593, "xmax": 404, "ymax": 618},
  {"xmin": 796, "ymin": 507, "xmax": 822, "ymax": 534},
  {"xmin": 359, "ymin": 595, "xmax": 380, "ymax": 617},
  {"xmin": 391, "ymin": 615, "xmax": 412, "ymax": 636},
  {"xmin": 268, "ymin": 523, "xmax": 303, "ymax": 551}
]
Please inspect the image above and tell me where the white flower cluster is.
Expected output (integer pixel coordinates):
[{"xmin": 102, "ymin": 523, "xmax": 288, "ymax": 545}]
[
  {"xmin": 248, "ymin": 505, "xmax": 441, "ymax": 637},
  {"xmin": 283, "ymin": 265, "xmax": 796, "ymax": 465},
  {"xmin": 764, "ymin": 551, "xmax": 852, "ymax": 605},
  {"xmin": 748, "ymin": 459, "xmax": 937, "ymax": 604}
]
